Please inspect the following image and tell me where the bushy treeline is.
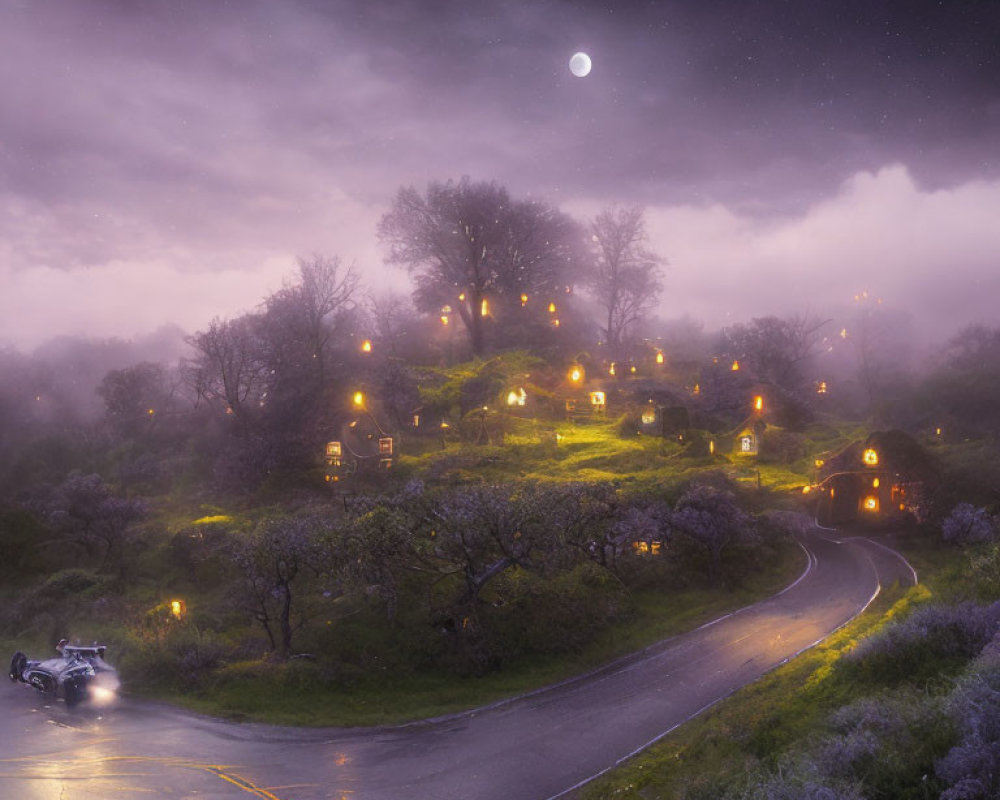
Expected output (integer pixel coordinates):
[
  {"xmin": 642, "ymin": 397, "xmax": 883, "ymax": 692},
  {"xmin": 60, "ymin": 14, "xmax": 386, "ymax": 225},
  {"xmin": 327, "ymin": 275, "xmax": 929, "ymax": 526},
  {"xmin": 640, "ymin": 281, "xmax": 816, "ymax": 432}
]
[{"xmin": 0, "ymin": 471, "xmax": 794, "ymax": 687}]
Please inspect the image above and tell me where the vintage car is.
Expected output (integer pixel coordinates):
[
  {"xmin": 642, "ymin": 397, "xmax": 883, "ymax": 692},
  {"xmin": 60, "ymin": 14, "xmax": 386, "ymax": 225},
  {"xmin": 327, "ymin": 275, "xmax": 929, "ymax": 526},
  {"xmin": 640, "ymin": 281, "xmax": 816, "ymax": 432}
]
[{"xmin": 9, "ymin": 640, "xmax": 118, "ymax": 706}]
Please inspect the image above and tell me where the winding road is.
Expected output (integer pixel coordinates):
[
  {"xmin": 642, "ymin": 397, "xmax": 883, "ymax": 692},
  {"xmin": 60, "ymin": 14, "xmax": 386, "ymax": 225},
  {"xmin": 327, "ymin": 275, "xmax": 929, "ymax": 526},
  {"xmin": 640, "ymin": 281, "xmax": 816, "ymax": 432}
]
[{"xmin": 0, "ymin": 530, "xmax": 916, "ymax": 800}]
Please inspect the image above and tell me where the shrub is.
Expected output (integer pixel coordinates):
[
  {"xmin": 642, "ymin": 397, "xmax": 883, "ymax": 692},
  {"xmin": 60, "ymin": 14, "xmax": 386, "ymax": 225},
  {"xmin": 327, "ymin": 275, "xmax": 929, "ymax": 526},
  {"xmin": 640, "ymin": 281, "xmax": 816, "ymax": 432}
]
[
  {"xmin": 943, "ymin": 503, "xmax": 996, "ymax": 545},
  {"xmin": 936, "ymin": 665, "xmax": 1000, "ymax": 799},
  {"xmin": 844, "ymin": 602, "xmax": 1000, "ymax": 686}
]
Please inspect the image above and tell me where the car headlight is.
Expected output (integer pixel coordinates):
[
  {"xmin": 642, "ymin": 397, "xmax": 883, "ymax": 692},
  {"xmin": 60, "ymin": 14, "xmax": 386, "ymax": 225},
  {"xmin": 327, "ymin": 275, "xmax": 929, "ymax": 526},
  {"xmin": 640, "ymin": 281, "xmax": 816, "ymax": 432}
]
[{"xmin": 89, "ymin": 673, "xmax": 120, "ymax": 706}]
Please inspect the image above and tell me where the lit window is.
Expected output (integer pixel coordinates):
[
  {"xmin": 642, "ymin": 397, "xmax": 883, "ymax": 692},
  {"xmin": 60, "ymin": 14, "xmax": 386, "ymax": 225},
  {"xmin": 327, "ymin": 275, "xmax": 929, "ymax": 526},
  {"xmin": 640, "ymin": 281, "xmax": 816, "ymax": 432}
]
[
  {"xmin": 326, "ymin": 442, "xmax": 342, "ymax": 457},
  {"xmin": 862, "ymin": 448, "xmax": 879, "ymax": 466},
  {"xmin": 507, "ymin": 388, "xmax": 527, "ymax": 407},
  {"xmin": 378, "ymin": 437, "xmax": 393, "ymax": 455},
  {"xmin": 731, "ymin": 360, "xmax": 740, "ymax": 371},
  {"xmin": 641, "ymin": 406, "xmax": 657, "ymax": 425},
  {"xmin": 589, "ymin": 391, "xmax": 606, "ymax": 407}
]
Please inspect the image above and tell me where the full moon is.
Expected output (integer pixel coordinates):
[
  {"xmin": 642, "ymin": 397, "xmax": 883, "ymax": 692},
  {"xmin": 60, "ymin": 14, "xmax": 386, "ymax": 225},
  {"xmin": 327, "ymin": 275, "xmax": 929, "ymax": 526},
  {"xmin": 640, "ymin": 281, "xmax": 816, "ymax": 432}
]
[{"xmin": 569, "ymin": 51, "xmax": 592, "ymax": 78}]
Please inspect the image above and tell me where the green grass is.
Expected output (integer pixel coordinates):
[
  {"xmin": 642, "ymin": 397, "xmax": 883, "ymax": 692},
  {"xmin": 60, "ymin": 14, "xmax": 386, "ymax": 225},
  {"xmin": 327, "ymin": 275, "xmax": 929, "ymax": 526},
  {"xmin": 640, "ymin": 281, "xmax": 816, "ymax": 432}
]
[{"xmin": 147, "ymin": 539, "xmax": 807, "ymax": 727}]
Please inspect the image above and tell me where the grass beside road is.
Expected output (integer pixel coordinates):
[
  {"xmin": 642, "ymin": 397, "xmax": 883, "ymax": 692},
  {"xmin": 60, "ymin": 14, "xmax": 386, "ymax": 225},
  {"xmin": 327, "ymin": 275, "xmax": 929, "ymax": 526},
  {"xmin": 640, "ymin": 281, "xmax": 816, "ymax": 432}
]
[{"xmin": 149, "ymin": 538, "xmax": 807, "ymax": 727}]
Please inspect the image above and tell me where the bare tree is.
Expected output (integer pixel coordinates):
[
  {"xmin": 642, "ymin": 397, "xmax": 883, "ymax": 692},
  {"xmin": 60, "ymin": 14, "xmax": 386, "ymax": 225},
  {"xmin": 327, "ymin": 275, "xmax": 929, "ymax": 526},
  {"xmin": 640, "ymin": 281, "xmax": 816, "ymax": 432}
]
[
  {"xmin": 363, "ymin": 291, "xmax": 417, "ymax": 358},
  {"xmin": 261, "ymin": 255, "xmax": 359, "ymax": 390},
  {"xmin": 186, "ymin": 315, "xmax": 267, "ymax": 435},
  {"xmin": 587, "ymin": 205, "xmax": 665, "ymax": 362},
  {"xmin": 378, "ymin": 177, "xmax": 581, "ymax": 356},
  {"xmin": 723, "ymin": 314, "xmax": 829, "ymax": 394}
]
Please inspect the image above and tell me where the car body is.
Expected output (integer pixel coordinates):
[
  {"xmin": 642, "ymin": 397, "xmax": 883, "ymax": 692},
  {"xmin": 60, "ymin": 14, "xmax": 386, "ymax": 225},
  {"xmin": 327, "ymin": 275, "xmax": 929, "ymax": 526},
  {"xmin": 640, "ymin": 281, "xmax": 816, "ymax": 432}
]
[{"xmin": 9, "ymin": 641, "xmax": 118, "ymax": 706}]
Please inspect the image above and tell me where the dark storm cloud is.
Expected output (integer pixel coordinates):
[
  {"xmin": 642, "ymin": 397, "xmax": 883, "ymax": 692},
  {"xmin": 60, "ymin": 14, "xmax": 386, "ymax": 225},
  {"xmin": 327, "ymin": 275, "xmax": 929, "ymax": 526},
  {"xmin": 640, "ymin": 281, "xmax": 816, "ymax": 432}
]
[{"xmin": 0, "ymin": 0, "xmax": 997, "ymax": 345}]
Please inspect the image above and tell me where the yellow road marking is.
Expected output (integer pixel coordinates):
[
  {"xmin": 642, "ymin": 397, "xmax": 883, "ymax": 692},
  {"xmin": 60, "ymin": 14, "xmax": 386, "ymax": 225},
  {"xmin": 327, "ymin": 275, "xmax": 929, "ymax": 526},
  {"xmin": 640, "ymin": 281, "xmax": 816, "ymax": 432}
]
[{"xmin": 0, "ymin": 753, "xmax": 294, "ymax": 799}]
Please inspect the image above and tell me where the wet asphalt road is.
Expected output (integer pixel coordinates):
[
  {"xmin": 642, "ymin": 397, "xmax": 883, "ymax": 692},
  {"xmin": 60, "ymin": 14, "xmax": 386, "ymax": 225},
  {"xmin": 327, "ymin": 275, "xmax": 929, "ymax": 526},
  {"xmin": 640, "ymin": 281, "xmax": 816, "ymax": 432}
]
[{"xmin": 0, "ymin": 531, "xmax": 916, "ymax": 800}]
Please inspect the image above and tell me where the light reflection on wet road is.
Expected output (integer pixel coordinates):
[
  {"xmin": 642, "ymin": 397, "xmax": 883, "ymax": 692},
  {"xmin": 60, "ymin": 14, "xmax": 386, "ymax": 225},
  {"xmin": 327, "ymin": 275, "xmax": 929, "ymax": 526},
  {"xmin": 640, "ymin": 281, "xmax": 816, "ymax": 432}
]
[{"xmin": 0, "ymin": 532, "xmax": 915, "ymax": 800}]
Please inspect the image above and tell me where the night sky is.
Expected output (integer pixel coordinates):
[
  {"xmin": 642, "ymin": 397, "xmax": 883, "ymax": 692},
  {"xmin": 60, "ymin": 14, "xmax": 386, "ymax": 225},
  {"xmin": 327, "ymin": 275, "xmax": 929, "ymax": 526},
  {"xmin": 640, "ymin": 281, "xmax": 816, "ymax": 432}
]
[{"xmin": 2, "ymin": 0, "xmax": 998, "ymax": 348}]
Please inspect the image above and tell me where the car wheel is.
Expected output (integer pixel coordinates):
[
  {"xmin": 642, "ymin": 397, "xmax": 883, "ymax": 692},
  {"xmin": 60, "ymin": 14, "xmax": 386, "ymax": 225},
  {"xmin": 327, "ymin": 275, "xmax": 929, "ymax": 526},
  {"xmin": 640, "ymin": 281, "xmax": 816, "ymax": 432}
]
[{"xmin": 9, "ymin": 652, "xmax": 26, "ymax": 682}]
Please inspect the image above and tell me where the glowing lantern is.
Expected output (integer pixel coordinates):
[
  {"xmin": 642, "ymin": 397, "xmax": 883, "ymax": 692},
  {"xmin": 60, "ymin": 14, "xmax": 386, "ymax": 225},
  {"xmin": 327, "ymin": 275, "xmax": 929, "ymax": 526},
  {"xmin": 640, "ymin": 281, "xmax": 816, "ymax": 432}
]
[
  {"xmin": 862, "ymin": 447, "xmax": 879, "ymax": 466},
  {"xmin": 609, "ymin": 363, "xmax": 616, "ymax": 376},
  {"xmin": 520, "ymin": 293, "xmax": 528, "ymax": 306},
  {"xmin": 569, "ymin": 366, "xmax": 583, "ymax": 384},
  {"xmin": 816, "ymin": 381, "xmax": 828, "ymax": 394},
  {"xmin": 693, "ymin": 383, "xmax": 700, "ymax": 395},
  {"xmin": 709, "ymin": 440, "xmax": 715, "ymax": 454},
  {"xmin": 641, "ymin": 406, "xmax": 657, "ymax": 425},
  {"xmin": 935, "ymin": 427, "xmax": 942, "ymax": 436},
  {"xmin": 655, "ymin": 351, "xmax": 664, "ymax": 364},
  {"xmin": 361, "ymin": 339, "xmax": 372, "ymax": 353},
  {"xmin": 552, "ymin": 318, "xmax": 560, "ymax": 327},
  {"xmin": 440, "ymin": 315, "xmax": 449, "ymax": 326},
  {"xmin": 170, "ymin": 599, "xmax": 185, "ymax": 620},
  {"xmin": 873, "ymin": 477, "xmax": 880, "ymax": 488},
  {"xmin": 863, "ymin": 496, "xmax": 879, "ymax": 512},
  {"xmin": 630, "ymin": 365, "xmax": 637, "ymax": 374},
  {"xmin": 814, "ymin": 458, "xmax": 825, "ymax": 468},
  {"xmin": 481, "ymin": 298, "xmax": 489, "ymax": 317},
  {"xmin": 147, "ymin": 408, "xmax": 155, "ymax": 416},
  {"xmin": 548, "ymin": 302, "xmax": 556, "ymax": 313},
  {"xmin": 840, "ymin": 328, "xmax": 848, "ymax": 339},
  {"xmin": 352, "ymin": 391, "xmax": 365, "ymax": 408},
  {"xmin": 458, "ymin": 292, "xmax": 466, "ymax": 301},
  {"xmin": 753, "ymin": 395, "xmax": 763, "ymax": 412},
  {"xmin": 731, "ymin": 360, "xmax": 740, "ymax": 371}
]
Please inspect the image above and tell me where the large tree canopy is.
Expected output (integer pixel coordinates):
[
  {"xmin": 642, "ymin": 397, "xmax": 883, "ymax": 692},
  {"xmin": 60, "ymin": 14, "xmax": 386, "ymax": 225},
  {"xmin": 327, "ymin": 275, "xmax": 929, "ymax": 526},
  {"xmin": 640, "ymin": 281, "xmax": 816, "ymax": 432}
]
[{"xmin": 378, "ymin": 177, "xmax": 582, "ymax": 356}]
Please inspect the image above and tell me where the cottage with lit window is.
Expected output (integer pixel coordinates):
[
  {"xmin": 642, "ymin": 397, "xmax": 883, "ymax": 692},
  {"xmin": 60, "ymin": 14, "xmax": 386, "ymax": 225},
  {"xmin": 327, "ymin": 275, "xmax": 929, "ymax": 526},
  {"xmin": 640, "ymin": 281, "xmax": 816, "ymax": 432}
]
[
  {"xmin": 811, "ymin": 430, "xmax": 935, "ymax": 526},
  {"xmin": 325, "ymin": 413, "xmax": 395, "ymax": 481}
]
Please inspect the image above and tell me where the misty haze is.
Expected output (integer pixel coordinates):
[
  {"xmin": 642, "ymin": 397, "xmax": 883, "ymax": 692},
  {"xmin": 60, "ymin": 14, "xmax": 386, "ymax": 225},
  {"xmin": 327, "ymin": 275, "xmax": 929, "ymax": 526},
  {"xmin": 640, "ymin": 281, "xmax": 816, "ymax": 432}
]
[{"xmin": 2, "ymin": 2, "xmax": 999, "ymax": 799}]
